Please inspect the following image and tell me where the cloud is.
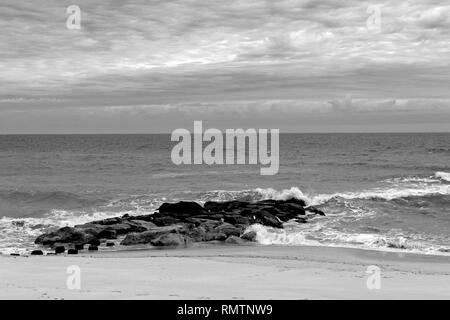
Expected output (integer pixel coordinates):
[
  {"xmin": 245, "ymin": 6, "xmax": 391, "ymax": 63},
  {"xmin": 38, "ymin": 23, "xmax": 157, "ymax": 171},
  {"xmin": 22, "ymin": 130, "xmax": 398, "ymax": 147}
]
[
  {"xmin": 0, "ymin": 98, "xmax": 448, "ymax": 133},
  {"xmin": 0, "ymin": 0, "xmax": 449, "ymax": 132}
]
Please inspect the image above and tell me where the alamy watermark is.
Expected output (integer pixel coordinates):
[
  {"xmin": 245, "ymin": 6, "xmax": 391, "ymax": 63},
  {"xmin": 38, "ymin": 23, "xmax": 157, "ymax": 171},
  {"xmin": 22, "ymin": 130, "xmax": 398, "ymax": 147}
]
[
  {"xmin": 66, "ymin": 265, "xmax": 81, "ymax": 290},
  {"xmin": 366, "ymin": 265, "xmax": 381, "ymax": 290},
  {"xmin": 366, "ymin": 4, "xmax": 382, "ymax": 33},
  {"xmin": 171, "ymin": 121, "xmax": 279, "ymax": 175},
  {"xmin": 66, "ymin": 5, "xmax": 81, "ymax": 30}
]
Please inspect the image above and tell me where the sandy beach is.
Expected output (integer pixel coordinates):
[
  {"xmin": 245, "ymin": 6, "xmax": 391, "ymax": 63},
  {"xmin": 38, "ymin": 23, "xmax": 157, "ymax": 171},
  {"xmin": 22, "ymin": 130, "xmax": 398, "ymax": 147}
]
[{"xmin": 1, "ymin": 245, "xmax": 449, "ymax": 300}]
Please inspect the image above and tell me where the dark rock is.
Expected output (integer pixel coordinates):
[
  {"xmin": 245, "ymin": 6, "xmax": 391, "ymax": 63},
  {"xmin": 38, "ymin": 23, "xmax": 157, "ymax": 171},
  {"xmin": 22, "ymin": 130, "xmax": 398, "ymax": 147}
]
[
  {"xmin": 55, "ymin": 246, "xmax": 65, "ymax": 254},
  {"xmin": 240, "ymin": 231, "xmax": 257, "ymax": 242},
  {"xmin": 10, "ymin": 253, "xmax": 20, "ymax": 256},
  {"xmin": 305, "ymin": 206, "xmax": 325, "ymax": 216},
  {"xmin": 214, "ymin": 223, "xmax": 241, "ymax": 237},
  {"xmin": 253, "ymin": 210, "xmax": 283, "ymax": 228},
  {"xmin": 97, "ymin": 228, "xmax": 117, "ymax": 239},
  {"xmin": 223, "ymin": 215, "xmax": 250, "ymax": 225},
  {"xmin": 203, "ymin": 232, "xmax": 227, "ymax": 241},
  {"xmin": 88, "ymin": 239, "xmax": 101, "ymax": 246},
  {"xmin": 102, "ymin": 223, "xmax": 132, "ymax": 235},
  {"xmin": 225, "ymin": 236, "xmax": 245, "ymax": 245},
  {"xmin": 106, "ymin": 242, "xmax": 115, "ymax": 247},
  {"xmin": 88, "ymin": 245, "xmax": 98, "ymax": 251},
  {"xmin": 152, "ymin": 216, "xmax": 182, "ymax": 226},
  {"xmin": 185, "ymin": 226, "xmax": 207, "ymax": 242},
  {"xmin": 158, "ymin": 201, "xmax": 206, "ymax": 216},
  {"xmin": 67, "ymin": 249, "xmax": 78, "ymax": 255},
  {"xmin": 204, "ymin": 200, "xmax": 250, "ymax": 213},
  {"xmin": 150, "ymin": 233, "xmax": 186, "ymax": 247},
  {"xmin": 31, "ymin": 250, "xmax": 44, "ymax": 255},
  {"xmin": 284, "ymin": 197, "xmax": 307, "ymax": 207},
  {"xmin": 35, "ymin": 197, "xmax": 326, "ymax": 249},
  {"xmin": 186, "ymin": 218, "xmax": 221, "ymax": 230},
  {"xmin": 96, "ymin": 217, "xmax": 122, "ymax": 225},
  {"xmin": 121, "ymin": 225, "xmax": 186, "ymax": 245},
  {"xmin": 74, "ymin": 223, "xmax": 105, "ymax": 237},
  {"xmin": 128, "ymin": 220, "xmax": 157, "ymax": 230},
  {"xmin": 277, "ymin": 203, "xmax": 306, "ymax": 217},
  {"xmin": 35, "ymin": 226, "xmax": 93, "ymax": 246},
  {"xmin": 128, "ymin": 214, "xmax": 154, "ymax": 222}
]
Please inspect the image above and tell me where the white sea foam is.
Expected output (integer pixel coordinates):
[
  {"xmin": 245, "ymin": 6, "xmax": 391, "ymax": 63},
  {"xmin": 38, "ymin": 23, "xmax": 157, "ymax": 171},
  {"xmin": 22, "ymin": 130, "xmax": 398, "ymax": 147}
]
[
  {"xmin": 245, "ymin": 224, "xmax": 450, "ymax": 256},
  {"xmin": 3, "ymin": 173, "xmax": 449, "ymax": 255},
  {"xmin": 253, "ymin": 182, "xmax": 450, "ymax": 206},
  {"xmin": 246, "ymin": 224, "xmax": 320, "ymax": 246},
  {"xmin": 202, "ymin": 178, "xmax": 450, "ymax": 209},
  {"xmin": 254, "ymin": 187, "xmax": 312, "ymax": 204},
  {"xmin": 435, "ymin": 171, "xmax": 450, "ymax": 182},
  {"xmin": 0, "ymin": 209, "xmax": 144, "ymax": 254}
]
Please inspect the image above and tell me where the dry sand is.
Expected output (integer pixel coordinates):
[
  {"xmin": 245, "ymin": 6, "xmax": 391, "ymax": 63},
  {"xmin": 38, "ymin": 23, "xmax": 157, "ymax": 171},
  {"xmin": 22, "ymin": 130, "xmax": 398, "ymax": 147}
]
[{"xmin": 1, "ymin": 245, "xmax": 449, "ymax": 299}]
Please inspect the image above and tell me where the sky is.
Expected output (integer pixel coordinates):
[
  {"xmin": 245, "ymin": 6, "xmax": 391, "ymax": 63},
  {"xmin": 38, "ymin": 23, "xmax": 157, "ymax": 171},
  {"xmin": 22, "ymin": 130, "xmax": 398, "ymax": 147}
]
[{"xmin": 0, "ymin": 0, "xmax": 449, "ymax": 133}]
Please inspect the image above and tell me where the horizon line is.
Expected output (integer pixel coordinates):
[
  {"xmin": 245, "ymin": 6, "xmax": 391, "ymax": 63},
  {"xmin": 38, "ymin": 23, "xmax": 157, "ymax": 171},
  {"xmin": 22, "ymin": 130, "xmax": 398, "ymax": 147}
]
[{"xmin": 0, "ymin": 131, "xmax": 449, "ymax": 135}]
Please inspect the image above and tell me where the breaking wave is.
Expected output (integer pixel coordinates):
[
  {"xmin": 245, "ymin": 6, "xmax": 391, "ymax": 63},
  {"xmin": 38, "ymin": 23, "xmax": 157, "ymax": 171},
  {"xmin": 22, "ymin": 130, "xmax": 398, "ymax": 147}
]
[
  {"xmin": 0, "ymin": 209, "xmax": 136, "ymax": 254},
  {"xmin": 202, "ymin": 174, "xmax": 449, "ymax": 207},
  {"xmin": 435, "ymin": 171, "xmax": 450, "ymax": 182},
  {"xmin": 245, "ymin": 224, "xmax": 450, "ymax": 256},
  {"xmin": 1, "ymin": 171, "xmax": 448, "ymax": 255}
]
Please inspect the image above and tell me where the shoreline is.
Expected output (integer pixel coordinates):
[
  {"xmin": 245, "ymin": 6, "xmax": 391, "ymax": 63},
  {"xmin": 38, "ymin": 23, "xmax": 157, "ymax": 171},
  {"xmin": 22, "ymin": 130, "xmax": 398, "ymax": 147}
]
[
  {"xmin": 1, "ymin": 244, "xmax": 449, "ymax": 299},
  {"xmin": 4, "ymin": 239, "xmax": 450, "ymax": 258}
]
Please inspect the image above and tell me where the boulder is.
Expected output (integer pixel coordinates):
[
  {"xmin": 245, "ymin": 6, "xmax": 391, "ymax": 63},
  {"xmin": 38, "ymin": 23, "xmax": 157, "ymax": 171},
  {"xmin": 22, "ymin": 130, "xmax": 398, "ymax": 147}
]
[
  {"xmin": 204, "ymin": 200, "xmax": 250, "ymax": 213},
  {"xmin": 253, "ymin": 210, "xmax": 283, "ymax": 228},
  {"xmin": 88, "ymin": 239, "xmax": 101, "ymax": 246},
  {"xmin": 128, "ymin": 220, "xmax": 157, "ymax": 230},
  {"xmin": 225, "ymin": 236, "xmax": 245, "ymax": 245},
  {"xmin": 185, "ymin": 226, "xmax": 207, "ymax": 242},
  {"xmin": 203, "ymin": 232, "xmax": 227, "ymax": 242},
  {"xmin": 214, "ymin": 223, "xmax": 241, "ymax": 237},
  {"xmin": 240, "ymin": 231, "xmax": 257, "ymax": 242},
  {"xmin": 102, "ymin": 223, "xmax": 133, "ymax": 235},
  {"xmin": 88, "ymin": 245, "xmax": 98, "ymax": 251},
  {"xmin": 276, "ymin": 203, "xmax": 306, "ymax": 217},
  {"xmin": 54, "ymin": 246, "xmax": 65, "ymax": 254},
  {"xmin": 186, "ymin": 218, "xmax": 222, "ymax": 230},
  {"xmin": 74, "ymin": 223, "xmax": 105, "ymax": 236},
  {"xmin": 96, "ymin": 217, "xmax": 123, "ymax": 225},
  {"xmin": 97, "ymin": 228, "xmax": 117, "ymax": 239},
  {"xmin": 157, "ymin": 201, "xmax": 206, "ymax": 216},
  {"xmin": 152, "ymin": 216, "xmax": 182, "ymax": 226},
  {"xmin": 31, "ymin": 250, "xmax": 44, "ymax": 255},
  {"xmin": 67, "ymin": 249, "xmax": 78, "ymax": 255},
  {"xmin": 34, "ymin": 226, "xmax": 93, "ymax": 246},
  {"xmin": 150, "ymin": 233, "xmax": 187, "ymax": 247},
  {"xmin": 223, "ymin": 214, "xmax": 250, "ymax": 225},
  {"xmin": 106, "ymin": 242, "xmax": 115, "ymax": 247},
  {"xmin": 121, "ymin": 225, "xmax": 185, "ymax": 245}
]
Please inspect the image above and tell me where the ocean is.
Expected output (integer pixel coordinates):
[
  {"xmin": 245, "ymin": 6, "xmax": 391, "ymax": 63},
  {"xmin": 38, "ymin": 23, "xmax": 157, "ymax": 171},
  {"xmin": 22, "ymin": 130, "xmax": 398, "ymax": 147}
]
[{"xmin": 0, "ymin": 133, "xmax": 449, "ymax": 255}]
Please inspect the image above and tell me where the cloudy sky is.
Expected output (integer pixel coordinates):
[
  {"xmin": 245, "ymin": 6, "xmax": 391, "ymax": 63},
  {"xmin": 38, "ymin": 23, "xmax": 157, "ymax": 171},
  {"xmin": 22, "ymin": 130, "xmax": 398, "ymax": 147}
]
[{"xmin": 0, "ymin": 0, "xmax": 449, "ymax": 133}]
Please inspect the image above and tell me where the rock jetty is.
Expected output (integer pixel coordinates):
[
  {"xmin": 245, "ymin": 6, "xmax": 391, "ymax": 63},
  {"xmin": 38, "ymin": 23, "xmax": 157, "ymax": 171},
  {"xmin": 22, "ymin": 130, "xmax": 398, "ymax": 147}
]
[{"xmin": 35, "ymin": 198, "xmax": 325, "ymax": 249}]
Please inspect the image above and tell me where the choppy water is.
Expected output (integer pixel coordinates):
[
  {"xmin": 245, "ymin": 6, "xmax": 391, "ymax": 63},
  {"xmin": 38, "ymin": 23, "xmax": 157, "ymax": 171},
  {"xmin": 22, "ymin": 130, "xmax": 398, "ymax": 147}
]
[{"xmin": 0, "ymin": 133, "xmax": 449, "ymax": 255}]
